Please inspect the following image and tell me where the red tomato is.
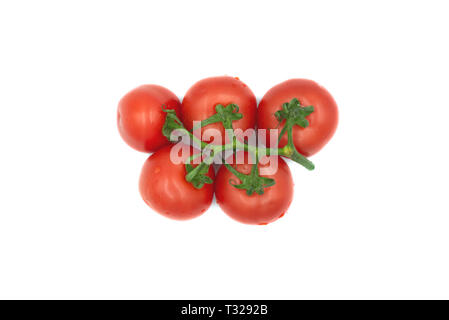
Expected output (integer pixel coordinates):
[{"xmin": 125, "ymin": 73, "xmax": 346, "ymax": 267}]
[
  {"xmin": 181, "ymin": 76, "xmax": 257, "ymax": 144},
  {"xmin": 139, "ymin": 144, "xmax": 214, "ymax": 220},
  {"xmin": 215, "ymin": 153, "xmax": 293, "ymax": 225},
  {"xmin": 257, "ymin": 79, "xmax": 338, "ymax": 157},
  {"xmin": 117, "ymin": 84, "xmax": 181, "ymax": 153}
]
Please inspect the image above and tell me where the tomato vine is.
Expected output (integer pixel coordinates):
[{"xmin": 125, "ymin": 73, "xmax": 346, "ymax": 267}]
[{"xmin": 162, "ymin": 98, "xmax": 315, "ymax": 194}]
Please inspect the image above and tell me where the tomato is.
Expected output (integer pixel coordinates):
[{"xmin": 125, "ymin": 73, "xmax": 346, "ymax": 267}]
[
  {"xmin": 117, "ymin": 84, "xmax": 181, "ymax": 153},
  {"xmin": 181, "ymin": 76, "xmax": 257, "ymax": 144},
  {"xmin": 257, "ymin": 79, "xmax": 338, "ymax": 157},
  {"xmin": 139, "ymin": 144, "xmax": 214, "ymax": 220},
  {"xmin": 215, "ymin": 152, "xmax": 293, "ymax": 225}
]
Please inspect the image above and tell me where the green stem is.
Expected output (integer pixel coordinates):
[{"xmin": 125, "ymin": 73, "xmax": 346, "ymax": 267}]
[{"xmin": 184, "ymin": 124, "xmax": 314, "ymax": 170}]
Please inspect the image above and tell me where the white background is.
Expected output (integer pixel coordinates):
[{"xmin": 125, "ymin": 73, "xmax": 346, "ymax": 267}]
[{"xmin": 0, "ymin": 0, "xmax": 448, "ymax": 299}]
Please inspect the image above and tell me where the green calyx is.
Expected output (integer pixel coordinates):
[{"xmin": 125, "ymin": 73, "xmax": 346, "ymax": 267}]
[
  {"xmin": 275, "ymin": 98, "xmax": 314, "ymax": 129},
  {"xmin": 185, "ymin": 161, "xmax": 213, "ymax": 189},
  {"xmin": 273, "ymin": 98, "xmax": 315, "ymax": 171},
  {"xmin": 224, "ymin": 160, "xmax": 275, "ymax": 196},
  {"xmin": 198, "ymin": 103, "xmax": 242, "ymax": 130},
  {"xmin": 162, "ymin": 108, "xmax": 186, "ymax": 141}
]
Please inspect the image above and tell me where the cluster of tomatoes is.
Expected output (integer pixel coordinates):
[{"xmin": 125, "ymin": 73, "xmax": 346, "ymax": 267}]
[{"xmin": 117, "ymin": 76, "xmax": 338, "ymax": 225}]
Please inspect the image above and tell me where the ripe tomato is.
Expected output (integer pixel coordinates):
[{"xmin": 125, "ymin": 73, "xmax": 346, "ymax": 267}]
[
  {"xmin": 257, "ymin": 79, "xmax": 338, "ymax": 157},
  {"xmin": 139, "ymin": 144, "xmax": 214, "ymax": 220},
  {"xmin": 117, "ymin": 84, "xmax": 181, "ymax": 153},
  {"xmin": 215, "ymin": 153, "xmax": 293, "ymax": 225},
  {"xmin": 181, "ymin": 76, "xmax": 257, "ymax": 144}
]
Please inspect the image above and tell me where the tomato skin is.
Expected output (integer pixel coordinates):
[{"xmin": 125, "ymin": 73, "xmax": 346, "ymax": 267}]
[
  {"xmin": 117, "ymin": 85, "xmax": 181, "ymax": 153},
  {"xmin": 139, "ymin": 144, "xmax": 215, "ymax": 220},
  {"xmin": 257, "ymin": 79, "xmax": 338, "ymax": 157},
  {"xmin": 215, "ymin": 153, "xmax": 293, "ymax": 225},
  {"xmin": 181, "ymin": 76, "xmax": 257, "ymax": 144}
]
